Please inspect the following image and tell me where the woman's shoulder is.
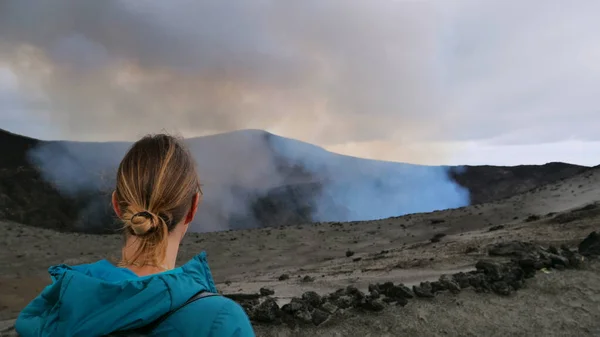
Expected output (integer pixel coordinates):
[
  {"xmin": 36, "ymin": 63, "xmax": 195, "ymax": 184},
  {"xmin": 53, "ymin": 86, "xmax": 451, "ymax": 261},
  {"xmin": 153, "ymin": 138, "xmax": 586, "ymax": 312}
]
[{"xmin": 157, "ymin": 293, "xmax": 256, "ymax": 336}]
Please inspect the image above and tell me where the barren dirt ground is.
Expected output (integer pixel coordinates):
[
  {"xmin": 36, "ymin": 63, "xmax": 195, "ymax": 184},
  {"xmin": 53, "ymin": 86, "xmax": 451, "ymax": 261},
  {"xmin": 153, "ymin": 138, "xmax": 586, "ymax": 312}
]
[{"xmin": 1, "ymin": 167, "xmax": 600, "ymax": 336}]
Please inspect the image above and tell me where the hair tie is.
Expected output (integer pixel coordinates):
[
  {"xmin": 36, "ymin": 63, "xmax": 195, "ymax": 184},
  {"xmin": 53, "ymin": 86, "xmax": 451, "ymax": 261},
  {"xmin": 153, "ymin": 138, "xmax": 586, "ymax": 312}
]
[{"xmin": 133, "ymin": 211, "xmax": 153, "ymax": 219}]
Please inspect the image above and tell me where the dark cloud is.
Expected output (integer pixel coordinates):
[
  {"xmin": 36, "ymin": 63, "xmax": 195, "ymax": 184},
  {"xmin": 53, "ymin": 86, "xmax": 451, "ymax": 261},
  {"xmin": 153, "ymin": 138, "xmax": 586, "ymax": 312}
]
[{"xmin": 0, "ymin": 0, "xmax": 599, "ymax": 162}]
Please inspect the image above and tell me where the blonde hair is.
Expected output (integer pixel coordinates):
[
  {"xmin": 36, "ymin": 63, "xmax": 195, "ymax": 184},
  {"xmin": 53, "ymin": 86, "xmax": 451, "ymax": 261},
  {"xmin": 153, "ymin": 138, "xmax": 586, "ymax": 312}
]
[{"xmin": 114, "ymin": 134, "xmax": 201, "ymax": 268}]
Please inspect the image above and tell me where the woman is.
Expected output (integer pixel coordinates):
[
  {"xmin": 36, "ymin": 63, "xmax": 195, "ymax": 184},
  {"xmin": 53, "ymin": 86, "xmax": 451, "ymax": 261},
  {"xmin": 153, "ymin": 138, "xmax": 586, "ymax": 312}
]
[{"xmin": 16, "ymin": 134, "xmax": 256, "ymax": 336}]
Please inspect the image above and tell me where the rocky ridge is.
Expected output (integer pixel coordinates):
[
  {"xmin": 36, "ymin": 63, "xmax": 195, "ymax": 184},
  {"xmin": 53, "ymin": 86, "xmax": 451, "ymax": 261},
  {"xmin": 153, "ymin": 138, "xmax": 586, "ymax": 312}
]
[{"xmin": 225, "ymin": 231, "xmax": 600, "ymax": 329}]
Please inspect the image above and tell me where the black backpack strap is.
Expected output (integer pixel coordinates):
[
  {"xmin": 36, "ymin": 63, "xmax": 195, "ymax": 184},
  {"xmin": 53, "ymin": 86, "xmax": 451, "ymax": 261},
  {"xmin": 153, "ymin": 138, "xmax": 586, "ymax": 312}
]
[
  {"xmin": 142, "ymin": 290, "xmax": 219, "ymax": 332},
  {"xmin": 107, "ymin": 290, "xmax": 220, "ymax": 336}
]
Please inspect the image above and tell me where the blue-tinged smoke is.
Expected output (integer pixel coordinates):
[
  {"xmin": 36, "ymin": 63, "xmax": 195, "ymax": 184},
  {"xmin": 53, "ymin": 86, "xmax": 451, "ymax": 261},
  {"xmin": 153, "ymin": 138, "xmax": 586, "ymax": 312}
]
[
  {"xmin": 266, "ymin": 133, "xmax": 470, "ymax": 221},
  {"xmin": 27, "ymin": 130, "xmax": 470, "ymax": 232}
]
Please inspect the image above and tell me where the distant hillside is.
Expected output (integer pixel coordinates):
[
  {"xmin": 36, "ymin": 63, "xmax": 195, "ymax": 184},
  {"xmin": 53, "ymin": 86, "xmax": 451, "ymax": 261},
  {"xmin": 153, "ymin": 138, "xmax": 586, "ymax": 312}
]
[
  {"xmin": 0, "ymin": 128, "xmax": 590, "ymax": 233},
  {"xmin": 450, "ymin": 163, "xmax": 589, "ymax": 205}
]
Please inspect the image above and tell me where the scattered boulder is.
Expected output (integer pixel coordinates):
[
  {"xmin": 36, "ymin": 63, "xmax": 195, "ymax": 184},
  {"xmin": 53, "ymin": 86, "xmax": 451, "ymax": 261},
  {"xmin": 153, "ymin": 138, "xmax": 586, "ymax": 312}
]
[
  {"xmin": 468, "ymin": 273, "xmax": 490, "ymax": 292},
  {"xmin": 278, "ymin": 274, "xmax": 290, "ymax": 281},
  {"xmin": 334, "ymin": 295, "xmax": 354, "ymax": 309},
  {"xmin": 252, "ymin": 298, "xmax": 280, "ymax": 323},
  {"xmin": 282, "ymin": 298, "xmax": 308, "ymax": 314},
  {"xmin": 561, "ymin": 247, "xmax": 584, "ymax": 268},
  {"xmin": 525, "ymin": 214, "xmax": 541, "ymax": 222},
  {"xmin": 368, "ymin": 284, "xmax": 381, "ymax": 298},
  {"xmin": 452, "ymin": 272, "xmax": 471, "ymax": 289},
  {"xmin": 579, "ymin": 231, "xmax": 600, "ymax": 257},
  {"xmin": 548, "ymin": 253, "xmax": 569, "ymax": 268},
  {"xmin": 439, "ymin": 274, "xmax": 461, "ymax": 294},
  {"xmin": 382, "ymin": 283, "xmax": 414, "ymax": 299},
  {"xmin": 294, "ymin": 308, "xmax": 313, "ymax": 324},
  {"xmin": 301, "ymin": 275, "xmax": 315, "ymax": 283},
  {"xmin": 346, "ymin": 250, "xmax": 355, "ymax": 257},
  {"xmin": 475, "ymin": 260, "xmax": 504, "ymax": 281},
  {"xmin": 320, "ymin": 301, "xmax": 338, "ymax": 314},
  {"xmin": 301, "ymin": 291, "xmax": 322, "ymax": 308},
  {"xmin": 345, "ymin": 285, "xmax": 365, "ymax": 300},
  {"xmin": 312, "ymin": 309, "xmax": 330, "ymax": 326},
  {"xmin": 413, "ymin": 282, "xmax": 435, "ymax": 298},
  {"xmin": 394, "ymin": 296, "xmax": 409, "ymax": 307},
  {"xmin": 359, "ymin": 297, "xmax": 386, "ymax": 311},
  {"xmin": 260, "ymin": 287, "xmax": 275, "ymax": 296}
]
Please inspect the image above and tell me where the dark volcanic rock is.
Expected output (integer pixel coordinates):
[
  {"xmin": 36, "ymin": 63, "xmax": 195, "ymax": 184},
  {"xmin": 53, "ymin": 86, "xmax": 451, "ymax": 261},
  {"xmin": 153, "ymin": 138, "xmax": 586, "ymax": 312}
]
[
  {"xmin": 260, "ymin": 287, "xmax": 275, "ymax": 296},
  {"xmin": 491, "ymin": 281, "xmax": 512, "ymax": 296},
  {"xmin": 294, "ymin": 308, "xmax": 313, "ymax": 324},
  {"xmin": 548, "ymin": 254, "xmax": 569, "ymax": 268},
  {"xmin": 394, "ymin": 296, "xmax": 409, "ymax": 307},
  {"xmin": 238, "ymin": 236, "xmax": 595, "ymax": 329},
  {"xmin": 359, "ymin": 297, "xmax": 386, "ymax": 311},
  {"xmin": 383, "ymin": 283, "xmax": 414, "ymax": 299},
  {"xmin": 320, "ymin": 301, "xmax": 338, "ymax": 314},
  {"xmin": 468, "ymin": 273, "xmax": 491, "ymax": 292},
  {"xmin": 518, "ymin": 258, "xmax": 538, "ymax": 278},
  {"xmin": 278, "ymin": 274, "xmax": 290, "ymax": 281},
  {"xmin": 413, "ymin": 282, "xmax": 435, "ymax": 298},
  {"xmin": 301, "ymin": 275, "xmax": 315, "ymax": 283},
  {"xmin": 439, "ymin": 274, "xmax": 461, "ymax": 294},
  {"xmin": 452, "ymin": 272, "xmax": 472, "ymax": 289},
  {"xmin": 311, "ymin": 309, "xmax": 330, "ymax": 326},
  {"xmin": 579, "ymin": 231, "xmax": 600, "ymax": 257},
  {"xmin": 334, "ymin": 295, "xmax": 354, "ymax": 309},
  {"xmin": 345, "ymin": 285, "xmax": 365, "ymax": 299},
  {"xmin": 253, "ymin": 298, "xmax": 281, "ymax": 323},
  {"xmin": 561, "ymin": 248, "xmax": 584, "ymax": 268},
  {"xmin": 282, "ymin": 298, "xmax": 308, "ymax": 314},
  {"xmin": 301, "ymin": 291, "xmax": 322, "ymax": 308},
  {"xmin": 430, "ymin": 281, "xmax": 446, "ymax": 293},
  {"xmin": 475, "ymin": 260, "xmax": 504, "ymax": 281}
]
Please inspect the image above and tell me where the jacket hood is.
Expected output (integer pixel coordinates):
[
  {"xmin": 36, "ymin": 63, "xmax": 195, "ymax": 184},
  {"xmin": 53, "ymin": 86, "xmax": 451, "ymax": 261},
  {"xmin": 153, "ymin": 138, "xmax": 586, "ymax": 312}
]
[{"xmin": 16, "ymin": 252, "xmax": 217, "ymax": 337}]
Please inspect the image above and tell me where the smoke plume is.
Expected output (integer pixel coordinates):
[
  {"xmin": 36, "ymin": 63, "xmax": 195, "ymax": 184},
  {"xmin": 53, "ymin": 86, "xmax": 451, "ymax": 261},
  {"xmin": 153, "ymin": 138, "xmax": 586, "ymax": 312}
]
[{"xmin": 26, "ymin": 130, "xmax": 469, "ymax": 232}]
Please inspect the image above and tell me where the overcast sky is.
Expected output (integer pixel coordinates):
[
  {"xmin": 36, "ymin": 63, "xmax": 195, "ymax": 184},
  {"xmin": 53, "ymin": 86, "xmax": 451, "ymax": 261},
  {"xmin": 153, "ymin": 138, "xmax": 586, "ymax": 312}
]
[{"xmin": 0, "ymin": 0, "xmax": 599, "ymax": 166}]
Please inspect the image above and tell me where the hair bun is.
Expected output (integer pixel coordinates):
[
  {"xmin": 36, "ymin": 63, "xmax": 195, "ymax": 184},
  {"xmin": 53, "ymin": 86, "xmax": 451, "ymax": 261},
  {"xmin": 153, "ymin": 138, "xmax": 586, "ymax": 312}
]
[{"xmin": 129, "ymin": 211, "xmax": 158, "ymax": 236}]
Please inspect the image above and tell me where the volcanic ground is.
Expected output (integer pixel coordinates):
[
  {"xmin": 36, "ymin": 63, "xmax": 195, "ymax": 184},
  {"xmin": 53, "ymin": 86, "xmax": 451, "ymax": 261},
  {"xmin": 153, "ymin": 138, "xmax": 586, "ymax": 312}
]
[{"xmin": 1, "ymin": 162, "xmax": 600, "ymax": 336}]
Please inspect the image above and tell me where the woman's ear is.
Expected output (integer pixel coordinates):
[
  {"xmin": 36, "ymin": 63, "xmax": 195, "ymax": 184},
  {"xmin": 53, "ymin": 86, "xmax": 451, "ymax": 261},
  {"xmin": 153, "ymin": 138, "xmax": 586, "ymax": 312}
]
[
  {"xmin": 184, "ymin": 192, "xmax": 201, "ymax": 225},
  {"xmin": 112, "ymin": 191, "xmax": 122, "ymax": 218}
]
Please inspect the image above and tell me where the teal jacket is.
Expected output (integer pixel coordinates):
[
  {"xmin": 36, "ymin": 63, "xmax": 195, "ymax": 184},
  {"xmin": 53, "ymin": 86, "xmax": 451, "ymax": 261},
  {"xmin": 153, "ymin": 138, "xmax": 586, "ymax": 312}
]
[{"xmin": 15, "ymin": 252, "xmax": 256, "ymax": 337}]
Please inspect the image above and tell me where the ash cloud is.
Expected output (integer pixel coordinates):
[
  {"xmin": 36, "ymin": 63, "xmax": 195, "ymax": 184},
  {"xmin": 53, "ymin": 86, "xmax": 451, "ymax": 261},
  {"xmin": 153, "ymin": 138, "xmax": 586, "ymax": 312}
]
[
  {"xmin": 2, "ymin": 1, "xmax": 599, "ymax": 151},
  {"xmin": 0, "ymin": 0, "xmax": 443, "ymax": 148}
]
